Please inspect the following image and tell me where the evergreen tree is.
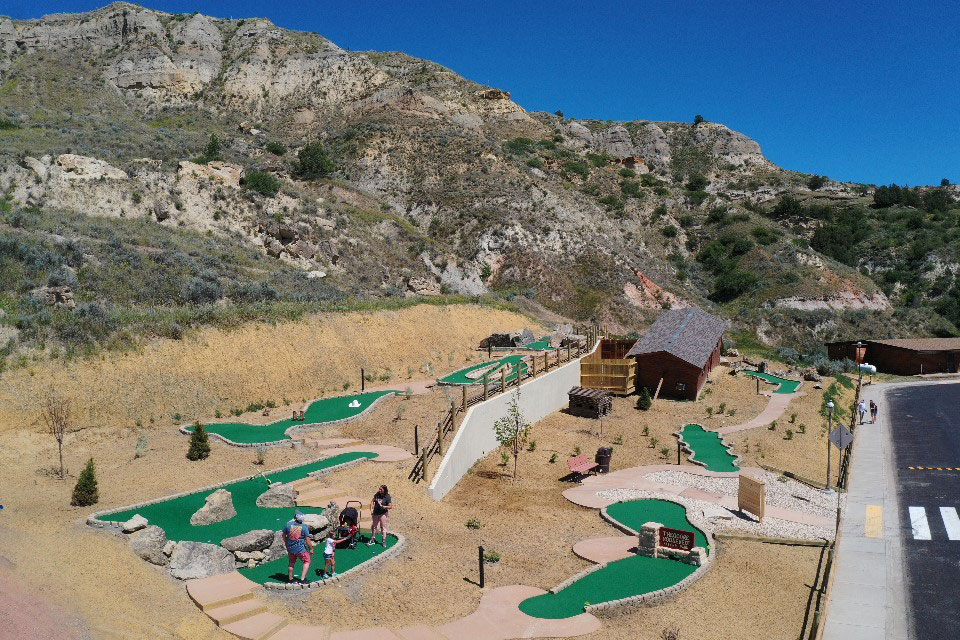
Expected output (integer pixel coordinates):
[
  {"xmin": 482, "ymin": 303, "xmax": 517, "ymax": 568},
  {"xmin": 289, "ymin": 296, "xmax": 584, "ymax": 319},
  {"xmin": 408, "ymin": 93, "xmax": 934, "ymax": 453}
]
[
  {"xmin": 636, "ymin": 387, "xmax": 653, "ymax": 411},
  {"xmin": 187, "ymin": 421, "xmax": 211, "ymax": 460},
  {"xmin": 296, "ymin": 143, "xmax": 335, "ymax": 179},
  {"xmin": 203, "ymin": 134, "xmax": 222, "ymax": 162},
  {"xmin": 71, "ymin": 458, "xmax": 99, "ymax": 506}
]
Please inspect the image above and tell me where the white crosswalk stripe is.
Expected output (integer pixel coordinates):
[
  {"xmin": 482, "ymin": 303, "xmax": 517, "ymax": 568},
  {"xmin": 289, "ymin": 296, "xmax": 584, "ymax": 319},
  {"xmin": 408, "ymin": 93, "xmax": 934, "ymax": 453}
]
[
  {"xmin": 940, "ymin": 507, "xmax": 960, "ymax": 540},
  {"xmin": 909, "ymin": 506, "xmax": 932, "ymax": 540}
]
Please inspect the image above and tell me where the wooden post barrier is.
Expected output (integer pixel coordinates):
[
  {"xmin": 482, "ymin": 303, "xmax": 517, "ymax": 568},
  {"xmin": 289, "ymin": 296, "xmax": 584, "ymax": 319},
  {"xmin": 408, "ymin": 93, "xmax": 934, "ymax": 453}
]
[
  {"xmin": 478, "ymin": 545, "xmax": 485, "ymax": 588},
  {"xmin": 555, "ymin": 348, "xmax": 560, "ymax": 366},
  {"xmin": 437, "ymin": 422, "xmax": 443, "ymax": 457},
  {"xmin": 414, "ymin": 424, "xmax": 420, "ymax": 456},
  {"xmin": 500, "ymin": 368, "xmax": 506, "ymax": 394},
  {"xmin": 361, "ymin": 367, "xmax": 365, "ymax": 392},
  {"xmin": 461, "ymin": 386, "xmax": 467, "ymax": 413},
  {"xmin": 532, "ymin": 356, "xmax": 537, "ymax": 376},
  {"xmin": 484, "ymin": 377, "xmax": 489, "ymax": 401},
  {"xmin": 543, "ymin": 352, "xmax": 548, "ymax": 372}
]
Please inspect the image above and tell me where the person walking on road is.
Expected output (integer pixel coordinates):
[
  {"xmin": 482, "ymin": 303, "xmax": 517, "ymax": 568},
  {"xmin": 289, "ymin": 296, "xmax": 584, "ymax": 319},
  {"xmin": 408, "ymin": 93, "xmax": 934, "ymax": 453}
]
[
  {"xmin": 857, "ymin": 399, "xmax": 867, "ymax": 425},
  {"xmin": 367, "ymin": 484, "xmax": 393, "ymax": 547},
  {"xmin": 869, "ymin": 399, "xmax": 878, "ymax": 424}
]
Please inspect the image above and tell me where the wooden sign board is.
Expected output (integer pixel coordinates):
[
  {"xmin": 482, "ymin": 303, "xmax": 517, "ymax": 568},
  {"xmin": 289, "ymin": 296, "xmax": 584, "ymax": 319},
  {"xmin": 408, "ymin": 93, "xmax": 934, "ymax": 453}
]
[
  {"xmin": 738, "ymin": 474, "xmax": 765, "ymax": 521},
  {"xmin": 658, "ymin": 526, "xmax": 695, "ymax": 551}
]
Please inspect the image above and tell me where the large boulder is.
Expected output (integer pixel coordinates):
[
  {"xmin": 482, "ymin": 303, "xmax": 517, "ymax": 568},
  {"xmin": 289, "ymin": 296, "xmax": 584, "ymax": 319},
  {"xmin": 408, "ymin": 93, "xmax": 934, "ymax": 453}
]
[
  {"xmin": 301, "ymin": 514, "xmax": 330, "ymax": 540},
  {"xmin": 129, "ymin": 525, "xmax": 168, "ymax": 566},
  {"xmin": 220, "ymin": 529, "xmax": 276, "ymax": 553},
  {"xmin": 189, "ymin": 489, "xmax": 237, "ymax": 526},
  {"xmin": 264, "ymin": 531, "xmax": 287, "ymax": 562},
  {"xmin": 168, "ymin": 541, "xmax": 235, "ymax": 580},
  {"xmin": 255, "ymin": 483, "xmax": 296, "ymax": 508}
]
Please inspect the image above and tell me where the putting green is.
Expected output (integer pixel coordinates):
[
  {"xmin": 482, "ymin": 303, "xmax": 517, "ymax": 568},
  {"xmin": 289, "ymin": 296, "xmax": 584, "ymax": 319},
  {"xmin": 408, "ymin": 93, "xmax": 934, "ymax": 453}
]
[
  {"xmin": 438, "ymin": 355, "xmax": 528, "ymax": 385},
  {"xmin": 104, "ymin": 452, "xmax": 376, "ymax": 545},
  {"xmin": 678, "ymin": 424, "xmax": 739, "ymax": 473},
  {"xmin": 519, "ymin": 499, "xmax": 708, "ymax": 619},
  {"xmin": 183, "ymin": 391, "xmax": 395, "ymax": 444},
  {"xmin": 744, "ymin": 371, "xmax": 801, "ymax": 394},
  {"xmin": 239, "ymin": 533, "xmax": 400, "ymax": 585},
  {"xmin": 525, "ymin": 340, "xmax": 554, "ymax": 351}
]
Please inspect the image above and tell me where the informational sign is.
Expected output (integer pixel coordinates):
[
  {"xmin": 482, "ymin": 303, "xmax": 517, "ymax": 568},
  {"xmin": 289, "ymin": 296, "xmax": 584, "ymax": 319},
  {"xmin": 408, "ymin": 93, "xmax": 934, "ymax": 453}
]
[
  {"xmin": 829, "ymin": 425, "xmax": 854, "ymax": 450},
  {"xmin": 658, "ymin": 526, "xmax": 695, "ymax": 551},
  {"xmin": 738, "ymin": 473, "xmax": 766, "ymax": 521}
]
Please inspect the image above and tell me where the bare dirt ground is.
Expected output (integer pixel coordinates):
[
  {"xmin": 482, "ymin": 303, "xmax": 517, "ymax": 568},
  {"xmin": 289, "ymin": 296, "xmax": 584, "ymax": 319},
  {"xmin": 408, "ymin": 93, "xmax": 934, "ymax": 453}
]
[{"xmin": 0, "ymin": 333, "xmax": 835, "ymax": 640}]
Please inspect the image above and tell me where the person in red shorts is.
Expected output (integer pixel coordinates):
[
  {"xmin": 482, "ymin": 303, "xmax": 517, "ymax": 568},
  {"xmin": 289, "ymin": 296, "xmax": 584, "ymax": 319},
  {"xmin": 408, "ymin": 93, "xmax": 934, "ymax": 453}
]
[{"xmin": 283, "ymin": 511, "xmax": 315, "ymax": 583}]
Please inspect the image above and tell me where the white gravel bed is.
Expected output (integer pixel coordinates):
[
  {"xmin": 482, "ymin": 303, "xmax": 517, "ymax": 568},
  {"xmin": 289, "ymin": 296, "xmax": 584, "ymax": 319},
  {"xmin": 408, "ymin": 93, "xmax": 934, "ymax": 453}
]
[
  {"xmin": 642, "ymin": 469, "xmax": 845, "ymax": 519},
  {"xmin": 597, "ymin": 488, "xmax": 835, "ymax": 541}
]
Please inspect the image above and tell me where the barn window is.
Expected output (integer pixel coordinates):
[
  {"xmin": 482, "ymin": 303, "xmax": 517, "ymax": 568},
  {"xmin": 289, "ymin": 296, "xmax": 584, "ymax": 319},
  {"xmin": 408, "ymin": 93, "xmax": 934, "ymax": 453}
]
[{"xmin": 676, "ymin": 382, "xmax": 686, "ymax": 391}]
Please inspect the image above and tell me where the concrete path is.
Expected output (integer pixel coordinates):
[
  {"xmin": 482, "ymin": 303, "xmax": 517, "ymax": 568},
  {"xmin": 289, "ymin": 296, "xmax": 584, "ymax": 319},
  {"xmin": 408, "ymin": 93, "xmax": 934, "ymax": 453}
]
[
  {"xmin": 822, "ymin": 382, "xmax": 910, "ymax": 640},
  {"xmin": 563, "ymin": 464, "xmax": 834, "ymax": 529},
  {"xmin": 716, "ymin": 392, "xmax": 802, "ymax": 435}
]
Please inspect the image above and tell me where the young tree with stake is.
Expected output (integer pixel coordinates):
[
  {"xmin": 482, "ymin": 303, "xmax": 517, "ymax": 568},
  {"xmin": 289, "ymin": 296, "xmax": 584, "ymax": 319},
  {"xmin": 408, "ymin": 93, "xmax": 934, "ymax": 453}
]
[
  {"xmin": 493, "ymin": 389, "xmax": 532, "ymax": 479},
  {"xmin": 42, "ymin": 394, "xmax": 71, "ymax": 480}
]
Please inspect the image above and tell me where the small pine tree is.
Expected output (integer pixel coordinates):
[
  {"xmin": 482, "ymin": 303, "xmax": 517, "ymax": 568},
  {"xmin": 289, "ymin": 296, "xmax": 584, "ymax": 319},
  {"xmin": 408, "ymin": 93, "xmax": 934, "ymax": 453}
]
[
  {"xmin": 637, "ymin": 387, "xmax": 653, "ymax": 411},
  {"xmin": 187, "ymin": 421, "xmax": 211, "ymax": 460},
  {"xmin": 71, "ymin": 458, "xmax": 99, "ymax": 506},
  {"xmin": 203, "ymin": 134, "xmax": 222, "ymax": 162}
]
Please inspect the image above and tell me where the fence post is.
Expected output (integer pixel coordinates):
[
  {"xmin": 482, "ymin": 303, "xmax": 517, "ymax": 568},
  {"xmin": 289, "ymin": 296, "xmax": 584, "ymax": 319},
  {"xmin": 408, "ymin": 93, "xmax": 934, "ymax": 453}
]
[
  {"xmin": 478, "ymin": 545, "xmax": 485, "ymax": 588},
  {"xmin": 437, "ymin": 422, "xmax": 443, "ymax": 457},
  {"xmin": 556, "ymin": 348, "xmax": 560, "ymax": 367},
  {"xmin": 484, "ymin": 378, "xmax": 489, "ymax": 401},
  {"xmin": 419, "ymin": 447, "xmax": 427, "ymax": 482},
  {"xmin": 361, "ymin": 367, "xmax": 365, "ymax": 392},
  {"xmin": 543, "ymin": 352, "xmax": 548, "ymax": 372},
  {"xmin": 532, "ymin": 356, "xmax": 537, "ymax": 376},
  {"xmin": 500, "ymin": 368, "xmax": 506, "ymax": 394},
  {"xmin": 414, "ymin": 424, "xmax": 419, "ymax": 456},
  {"xmin": 461, "ymin": 386, "xmax": 467, "ymax": 413}
]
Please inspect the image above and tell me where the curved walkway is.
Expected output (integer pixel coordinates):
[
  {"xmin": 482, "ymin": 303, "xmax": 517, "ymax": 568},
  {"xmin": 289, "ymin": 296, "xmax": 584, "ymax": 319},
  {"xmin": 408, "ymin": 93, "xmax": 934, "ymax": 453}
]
[
  {"xmin": 716, "ymin": 391, "xmax": 804, "ymax": 435},
  {"xmin": 563, "ymin": 464, "xmax": 833, "ymax": 529}
]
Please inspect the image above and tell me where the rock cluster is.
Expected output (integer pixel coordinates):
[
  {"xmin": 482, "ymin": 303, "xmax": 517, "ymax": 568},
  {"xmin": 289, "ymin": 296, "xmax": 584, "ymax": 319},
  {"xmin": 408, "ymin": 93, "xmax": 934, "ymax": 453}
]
[
  {"xmin": 255, "ymin": 482, "xmax": 296, "ymax": 508},
  {"xmin": 189, "ymin": 489, "xmax": 237, "ymax": 526}
]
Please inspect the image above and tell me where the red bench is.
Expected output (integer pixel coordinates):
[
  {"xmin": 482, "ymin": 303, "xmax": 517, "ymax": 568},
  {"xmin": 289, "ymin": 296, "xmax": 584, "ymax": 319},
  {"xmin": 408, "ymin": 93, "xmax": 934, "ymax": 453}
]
[{"xmin": 567, "ymin": 454, "xmax": 598, "ymax": 478}]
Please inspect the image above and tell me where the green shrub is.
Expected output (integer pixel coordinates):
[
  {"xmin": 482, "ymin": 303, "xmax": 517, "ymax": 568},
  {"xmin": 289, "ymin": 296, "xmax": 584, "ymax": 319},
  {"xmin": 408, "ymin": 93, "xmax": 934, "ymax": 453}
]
[
  {"xmin": 265, "ymin": 141, "xmax": 287, "ymax": 156},
  {"xmin": 527, "ymin": 439, "xmax": 537, "ymax": 451},
  {"xmin": 613, "ymin": 434, "xmax": 624, "ymax": 445},
  {"xmin": 0, "ymin": 118, "xmax": 21, "ymax": 130},
  {"xmin": 619, "ymin": 168, "xmax": 636, "ymax": 178},
  {"xmin": 187, "ymin": 422, "xmax": 211, "ymax": 460},
  {"xmin": 586, "ymin": 152, "xmax": 611, "ymax": 168},
  {"xmin": 504, "ymin": 137, "xmax": 535, "ymax": 154},
  {"xmin": 785, "ymin": 429, "xmax": 794, "ymax": 440},
  {"xmin": 194, "ymin": 134, "xmax": 222, "ymax": 164},
  {"xmin": 563, "ymin": 161, "xmax": 590, "ymax": 179},
  {"xmin": 807, "ymin": 175, "xmax": 828, "ymax": 190},
  {"xmin": 661, "ymin": 225, "xmax": 678, "ymax": 238},
  {"xmin": 466, "ymin": 518, "xmax": 482, "ymax": 529},
  {"xmin": 296, "ymin": 143, "xmax": 335, "ymax": 178},
  {"xmin": 637, "ymin": 387, "xmax": 652, "ymax": 410},
  {"xmin": 710, "ymin": 269, "xmax": 758, "ymax": 302},
  {"xmin": 685, "ymin": 174, "xmax": 709, "ymax": 191},
  {"xmin": 641, "ymin": 173, "xmax": 661, "ymax": 187},
  {"xmin": 679, "ymin": 214, "xmax": 695, "ymax": 228},
  {"xmin": 549, "ymin": 452, "xmax": 558, "ymax": 463},
  {"xmin": 483, "ymin": 550, "xmax": 501, "ymax": 563},
  {"xmin": 573, "ymin": 445, "xmax": 581, "ymax": 456},
  {"xmin": 751, "ymin": 226, "xmax": 778, "ymax": 245},
  {"xmin": 71, "ymin": 458, "xmax": 99, "ymax": 506},
  {"xmin": 599, "ymin": 195, "xmax": 623, "ymax": 210},
  {"xmin": 526, "ymin": 157, "xmax": 544, "ymax": 169},
  {"xmin": 243, "ymin": 171, "xmax": 280, "ymax": 197},
  {"xmin": 621, "ymin": 180, "xmax": 642, "ymax": 198}
]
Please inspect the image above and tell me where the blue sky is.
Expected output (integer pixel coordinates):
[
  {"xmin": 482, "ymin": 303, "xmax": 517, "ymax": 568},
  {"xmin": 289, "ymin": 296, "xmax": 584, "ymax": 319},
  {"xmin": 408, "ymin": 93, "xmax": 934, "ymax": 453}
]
[{"xmin": 4, "ymin": 1, "xmax": 958, "ymax": 186}]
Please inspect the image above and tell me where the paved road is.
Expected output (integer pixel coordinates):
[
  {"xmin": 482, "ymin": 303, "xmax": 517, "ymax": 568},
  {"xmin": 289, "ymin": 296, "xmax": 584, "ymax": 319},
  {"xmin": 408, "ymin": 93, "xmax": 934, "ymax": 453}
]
[{"xmin": 888, "ymin": 382, "xmax": 960, "ymax": 638}]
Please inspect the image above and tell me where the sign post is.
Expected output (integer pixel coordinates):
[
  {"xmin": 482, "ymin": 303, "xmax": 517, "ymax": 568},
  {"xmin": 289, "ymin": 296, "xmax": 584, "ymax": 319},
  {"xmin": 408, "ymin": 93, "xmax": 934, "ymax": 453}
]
[{"xmin": 738, "ymin": 474, "xmax": 765, "ymax": 521}]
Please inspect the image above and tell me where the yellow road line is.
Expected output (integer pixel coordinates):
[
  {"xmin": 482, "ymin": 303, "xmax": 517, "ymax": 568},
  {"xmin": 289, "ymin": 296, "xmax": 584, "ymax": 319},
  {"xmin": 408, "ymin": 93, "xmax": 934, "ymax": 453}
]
[{"xmin": 865, "ymin": 505, "xmax": 883, "ymax": 538}]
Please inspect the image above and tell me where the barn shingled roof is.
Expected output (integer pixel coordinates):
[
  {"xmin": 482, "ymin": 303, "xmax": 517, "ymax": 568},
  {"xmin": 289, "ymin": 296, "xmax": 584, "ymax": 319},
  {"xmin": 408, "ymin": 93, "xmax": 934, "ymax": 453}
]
[{"xmin": 625, "ymin": 307, "xmax": 726, "ymax": 368}]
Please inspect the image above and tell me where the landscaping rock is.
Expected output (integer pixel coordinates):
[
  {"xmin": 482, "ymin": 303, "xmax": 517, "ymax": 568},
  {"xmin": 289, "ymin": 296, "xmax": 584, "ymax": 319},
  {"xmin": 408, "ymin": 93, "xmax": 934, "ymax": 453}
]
[
  {"xmin": 189, "ymin": 489, "xmax": 237, "ymax": 526},
  {"xmin": 802, "ymin": 368, "xmax": 822, "ymax": 382},
  {"xmin": 255, "ymin": 482, "xmax": 296, "ymax": 508},
  {"xmin": 221, "ymin": 529, "xmax": 275, "ymax": 553},
  {"xmin": 129, "ymin": 525, "xmax": 168, "ymax": 566},
  {"xmin": 324, "ymin": 501, "xmax": 340, "ymax": 529},
  {"xmin": 301, "ymin": 513, "xmax": 329, "ymax": 534},
  {"xmin": 121, "ymin": 514, "xmax": 148, "ymax": 533},
  {"xmin": 264, "ymin": 531, "xmax": 287, "ymax": 561},
  {"xmin": 168, "ymin": 542, "xmax": 235, "ymax": 580},
  {"xmin": 162, "ymin": 541, "xmax": 176, "ymax": 557}
]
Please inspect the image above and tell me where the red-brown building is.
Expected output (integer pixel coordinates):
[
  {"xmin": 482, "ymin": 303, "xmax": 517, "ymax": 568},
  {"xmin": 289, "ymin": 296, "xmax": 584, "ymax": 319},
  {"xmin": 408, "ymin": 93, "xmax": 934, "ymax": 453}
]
[
  {"xmin": 627, "ymin": 308, "xmax": 725, "ymax": 400},
  {"xmin": 827, "ymin": 338, "xmax": 960, "ymax": 375}
]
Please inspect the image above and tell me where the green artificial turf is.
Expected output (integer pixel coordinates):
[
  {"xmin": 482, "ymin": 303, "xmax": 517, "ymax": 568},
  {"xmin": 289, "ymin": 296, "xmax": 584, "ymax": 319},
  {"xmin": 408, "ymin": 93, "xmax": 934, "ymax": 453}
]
[
  {"xmin": 238, "ymin": 533, "xmax": 400, "ymax": 584},
  {"xmin": 184, "ymin": 391, "xmax": 395, "ymax": 444},
  {"xmin": 679, "ymin": 424, "xmax": 739, "ymax": 473},
  {"xmin": 104, "ymin": 452, "xmax": 377, "ymax": 544},
  {"xmin": 525, "ymin": 340, "xmax": 554, "ymax": 351},
  {"xmin": 519, "ymin": 499, "xmax": 707, "ymax": 619},
  {"xmin": 743, "ymin": 371, "xmax": 802, "ymax": 394},
  {"xmin": 437, "ymin": 355, "xmax": 528, "ymax": 385}
]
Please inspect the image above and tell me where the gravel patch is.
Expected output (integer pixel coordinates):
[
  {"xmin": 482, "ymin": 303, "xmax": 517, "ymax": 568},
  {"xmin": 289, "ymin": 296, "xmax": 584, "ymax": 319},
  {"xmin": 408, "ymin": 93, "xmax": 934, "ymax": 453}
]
[
  {"xmin": 597, "ymin": 488, "xmax": 835, "ymax": 541},
  {"xmin": 643, "ymin": 470, "xmax": 845, "ymax": 519}
]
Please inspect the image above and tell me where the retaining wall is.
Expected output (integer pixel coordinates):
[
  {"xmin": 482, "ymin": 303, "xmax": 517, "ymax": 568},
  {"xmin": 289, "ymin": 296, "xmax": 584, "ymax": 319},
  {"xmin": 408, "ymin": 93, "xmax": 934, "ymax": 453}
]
[{"xmin": 428, "ymin": 341, "xmax": 599, "ymax": 499}]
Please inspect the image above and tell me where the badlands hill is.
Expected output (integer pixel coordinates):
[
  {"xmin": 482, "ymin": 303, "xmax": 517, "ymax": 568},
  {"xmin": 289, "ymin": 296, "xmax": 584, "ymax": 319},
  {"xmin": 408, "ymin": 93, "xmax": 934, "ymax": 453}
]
[{"xmin": 0, "ymin": 2, "xmax": 958, "ymax": 362}]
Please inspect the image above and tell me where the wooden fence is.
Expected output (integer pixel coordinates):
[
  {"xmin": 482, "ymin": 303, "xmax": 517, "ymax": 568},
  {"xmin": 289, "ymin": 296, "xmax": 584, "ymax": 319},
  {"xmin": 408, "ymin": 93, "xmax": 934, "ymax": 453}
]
[
  {"xmin": 579, "ymin": 338, "xmax": 638, "ymax": 395},
  {"xmin": 408, "ymin": 336, "xmax": 594, "ymax": 484}
]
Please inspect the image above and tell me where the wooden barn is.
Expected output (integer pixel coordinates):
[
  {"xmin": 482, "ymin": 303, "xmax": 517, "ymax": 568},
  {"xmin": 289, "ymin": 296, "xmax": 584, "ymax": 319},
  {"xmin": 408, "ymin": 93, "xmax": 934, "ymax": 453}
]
[
  {"xmin": 827, "ymin": 338, "xmax": 960, "ymax": 375},
  {"xmin": 627, "ymin": 308, "xmax": 725, "ymax": 400}
]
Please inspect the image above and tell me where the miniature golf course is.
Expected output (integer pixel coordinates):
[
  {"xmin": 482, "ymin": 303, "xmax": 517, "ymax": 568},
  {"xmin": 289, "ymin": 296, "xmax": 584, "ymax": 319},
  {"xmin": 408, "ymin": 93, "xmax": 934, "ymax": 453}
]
[
  {"xmin": 238, "ymin": 533, "xmax": 400, "ymax": 585},
  {"xmin": 183, "ymin": 391, "xmax": 395, "ymax": 444},
  {"xmin": 525, "ymin": 340, "xmax": 554, "ymax": 351},
  {"xmin": 105, "ymin": 452, "xmax": 376, "ymax": 546},
  {"xmin": 678, "ymin": 424, "xmax": 739, "ymax": 473},
  {"xmin": 744, "ymin": 371, "xmax": 802, "ymax": 394},
  {"xmin": 438, "ymin": 355, "xmax": 528, "ymax": 385},
  {"xmin": 519, "ymin": 499, "xmax": 709, "ymax": 619}
]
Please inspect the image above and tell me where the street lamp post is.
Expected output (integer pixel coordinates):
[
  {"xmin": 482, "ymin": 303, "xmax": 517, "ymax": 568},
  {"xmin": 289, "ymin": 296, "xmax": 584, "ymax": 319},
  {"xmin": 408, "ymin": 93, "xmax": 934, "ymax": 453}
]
[{"xmin": 826, "ymin": 400, "xmax": 835, "ymax": 491}]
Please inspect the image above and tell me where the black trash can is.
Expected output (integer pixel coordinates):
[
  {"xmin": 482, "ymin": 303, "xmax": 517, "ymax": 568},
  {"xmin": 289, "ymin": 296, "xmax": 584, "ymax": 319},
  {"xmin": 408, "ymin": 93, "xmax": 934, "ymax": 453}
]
[{"xmin": 595, "ymin": 447, "xmax": 613, "ymax": 473}]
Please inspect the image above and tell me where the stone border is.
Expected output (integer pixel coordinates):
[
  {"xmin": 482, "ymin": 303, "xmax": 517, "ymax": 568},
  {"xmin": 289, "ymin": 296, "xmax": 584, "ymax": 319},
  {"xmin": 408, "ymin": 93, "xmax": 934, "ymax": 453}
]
[
  {"xmin": 86, "ymin": 455, "xmax": 373, "ymax": 528},
  {"xmin": 176, "ymin": 392, "xmax": 397, "ymax": 448},
  {"xmin": 262, "ymin": 532, "xmax": 406, "ymax": 591},
  {"xmin": 672, "ymin": 423, "xmax": 742, "ymax": 471},
  {"xmin": 537, "ymin": 498, "xmax": 716, "ymax": 615}
]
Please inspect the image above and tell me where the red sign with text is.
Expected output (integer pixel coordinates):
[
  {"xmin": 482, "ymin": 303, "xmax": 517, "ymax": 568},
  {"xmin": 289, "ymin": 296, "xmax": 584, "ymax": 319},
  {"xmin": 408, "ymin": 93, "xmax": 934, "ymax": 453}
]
[{"xmin": 658, "ymin": 526, "xmax": 695, "ymax": 551}]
